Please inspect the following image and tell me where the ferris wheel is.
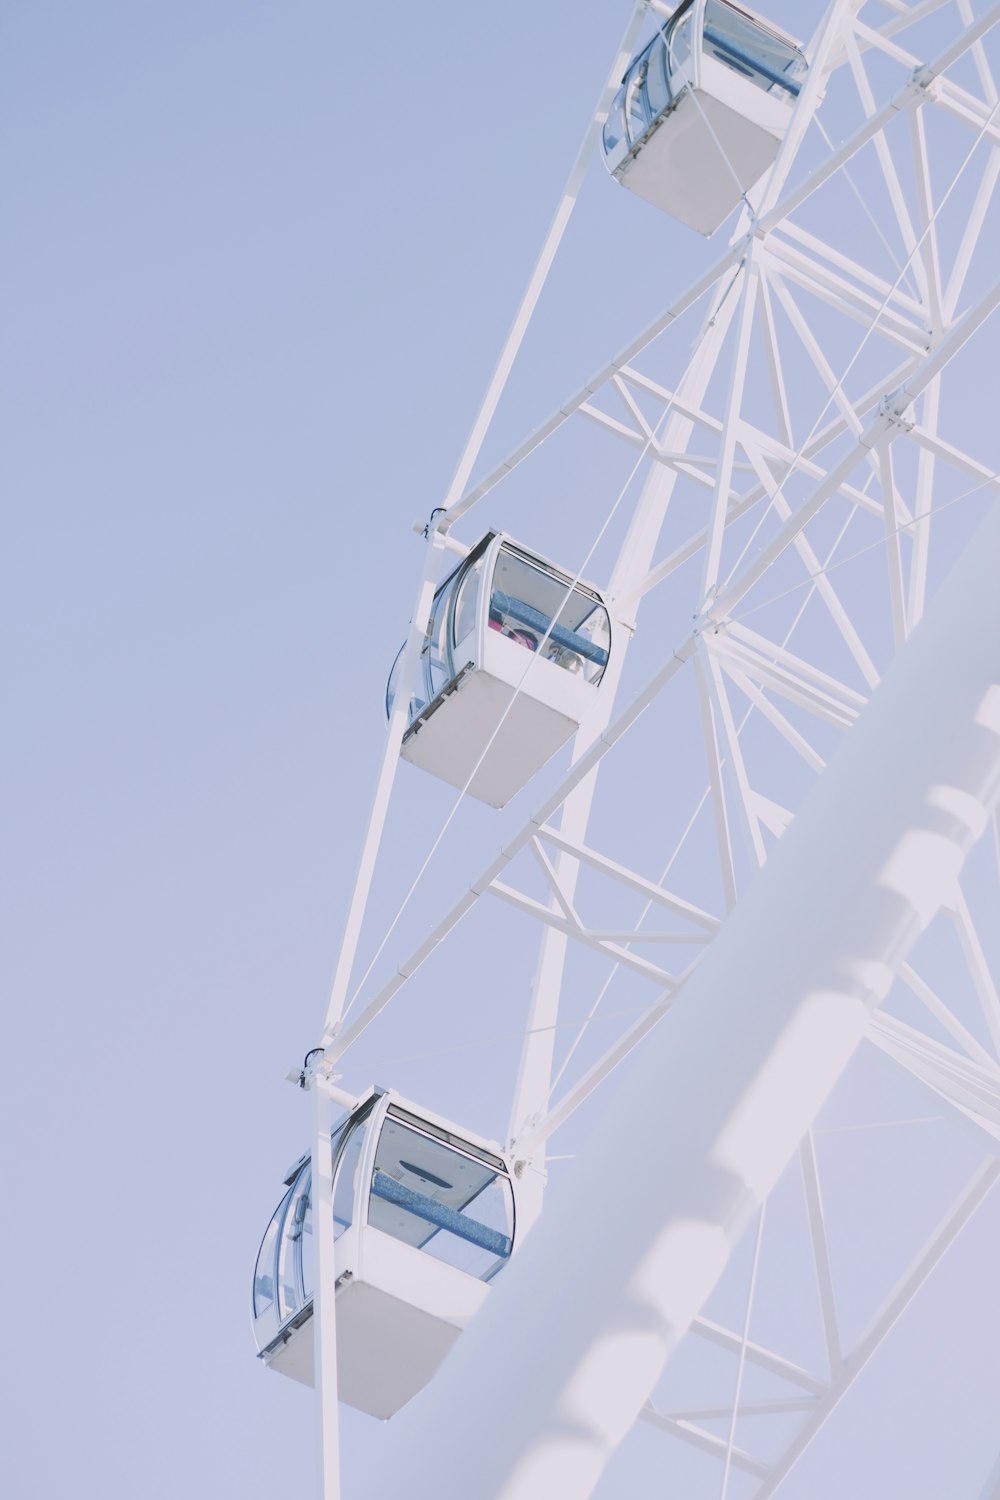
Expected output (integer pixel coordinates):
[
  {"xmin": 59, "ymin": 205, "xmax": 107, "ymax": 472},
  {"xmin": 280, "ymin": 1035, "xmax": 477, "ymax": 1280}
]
[{"xmin": 251, "ymin": 3, "xmax": 1000, "ymax": 1496}]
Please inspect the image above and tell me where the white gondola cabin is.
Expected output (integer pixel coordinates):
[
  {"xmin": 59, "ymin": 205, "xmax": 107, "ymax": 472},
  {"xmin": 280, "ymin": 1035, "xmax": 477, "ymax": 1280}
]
[
  {"xmin": 601, "ymin": 0, "xmax": 807, "ymax": 235},
  {"xmin": 252, "ymin": 1090, "xmax": 517, "ymax": 1419},
  {"xmin": 387, "ymin": 533, "xmax": 612, "ymax": 808}
]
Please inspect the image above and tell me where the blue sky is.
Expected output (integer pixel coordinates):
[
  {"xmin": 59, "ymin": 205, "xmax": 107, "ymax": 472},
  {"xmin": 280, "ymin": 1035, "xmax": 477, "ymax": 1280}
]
[{"xmin": 5, "ymin": 3, "xmax": 1000, "ymax": 1497}]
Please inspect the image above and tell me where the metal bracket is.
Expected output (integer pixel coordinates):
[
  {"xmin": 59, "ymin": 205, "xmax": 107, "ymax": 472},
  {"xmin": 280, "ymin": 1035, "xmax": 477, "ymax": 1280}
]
[
  {"xmin": 901, "ymin": 63, "xmax": 941, "ymax": 105},
  {"xmin": 878, "ymin": 389, "xmax": 916, "ymax": 432}
]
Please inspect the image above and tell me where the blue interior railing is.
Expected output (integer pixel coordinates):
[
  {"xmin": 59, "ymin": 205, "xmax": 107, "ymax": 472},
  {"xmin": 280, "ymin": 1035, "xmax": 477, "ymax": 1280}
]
[{"xmin": 371, "ymin": 1169, "xmax": 513, "ymax": 1259}]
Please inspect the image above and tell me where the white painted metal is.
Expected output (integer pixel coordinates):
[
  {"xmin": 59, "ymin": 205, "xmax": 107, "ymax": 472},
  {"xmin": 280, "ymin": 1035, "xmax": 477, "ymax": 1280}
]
[
  {"xmin": 360, "ymin": 471, "xmax": 1000, "ymax": 1500},
  {"xmin": 438, "ymin": 0, "xmax": 650, "ymax": 521},
  {"xmin": 311, "ymin": 1076, "xmax": 341, "ymax": 1500},
  {"xmin": 266, "ymin": 2, "xmax": 1000, "ymax": 1495}
]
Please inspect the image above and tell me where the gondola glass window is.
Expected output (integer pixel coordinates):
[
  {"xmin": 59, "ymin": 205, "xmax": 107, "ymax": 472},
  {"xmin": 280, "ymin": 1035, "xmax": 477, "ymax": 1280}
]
[
  {"xmin": 488, "ymin": 549, "xmax": 610, "ymax": 684},
  {"xmin": 601, "ymin": 1, "xmax": 807, "ymax": 235},
  {"xmin": 387, "ymin": 533, "xmax": 613, "ymax": 808},
  {"xmin": 370, "ymin": 1108, "xmax": 514, "ymax": 1282}
]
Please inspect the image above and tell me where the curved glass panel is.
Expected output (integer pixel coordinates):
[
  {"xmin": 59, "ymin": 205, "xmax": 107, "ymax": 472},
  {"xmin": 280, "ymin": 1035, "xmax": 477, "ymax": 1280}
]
[
  {"xmin": 294, "ymin": 1115, "xmax": 369, "ymax": 1303},
  {"xmin": 423, "ymin": 576, "xmax": 455, "ymax": 704},
  {"xmin": 385, "ymin": 642, "xmax": 406, "ymax": 720},
  {"xmin": 333, "ymin": 1115, "xmax": 368, "ymax": 1240},
  {"xmin": 368, "ymin": 1112, "xmax": 514, "ymax": 1283},
  {"xmin": 277, "ymin": 1164, "xmax": 310, "ymax": 1323},
  {"xmin": 603, "ymin": 89, "xmax": 627, "ymax": 157},
  {"xmin": 602, "ymin": 13, "xmax": 688, "ymax": 172},
  {"xmin": 253, "ymin": 1186, "xmax": 291, "ymax": 1319},
  {"xmin": 625, "ymin": 63, "xmax": 650, "ymax": 147},
  {"xmin": 490, "ymin": 546, "xmax": 611, "ymax": 686},
  {"xmin": 253, "ymin": 1107, "xmax": 375, "ymax": 1345},
  {"xmin": 665, "ymin": 6, "xmax": 696, "ymax": 82},
  {"xmin": 646, "ymin": 35, "xmax": 671, "ymax": 117},
  {"xmin": 386, "ymin": 541, "xmax": 494, "ymax": 726},
  {"xmin": 452, "ymin": 553, "xmax": 484, "ymax": 651},
  {"xmin": 384, "ymin": 579, "xmax": 453, "ymax": 724}
]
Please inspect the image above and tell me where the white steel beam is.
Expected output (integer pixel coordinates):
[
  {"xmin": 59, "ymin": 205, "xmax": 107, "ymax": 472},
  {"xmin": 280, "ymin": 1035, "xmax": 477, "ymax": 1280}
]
[
  {"xmin": 436, "ymin": 0, "xmax": 650, "ymax": 520},
  {"xmin": 311, "ymin": 1075, "xmax": 341, "ymax": 1500},
  {"xmin": 905, "ymin": 378, "xmax": 940, "ymax": 633},
  {"xmin": 657, "ymin": 1399, "xmax": 814, "ymax": 1421},
  {"xmin": 711, "ymin": 261, "xmax": 1000, "ymax": 621},
  {"xmin": 909, "ymin": 105, "xmax": 945, "ymax": 336},
  {"xmin": 535, "ymin": 825, "xmax": 720, "ymax": 931},
  {"xmin": 719, "ymin": 659, "xmax": 828, "ymax": 773},
  {"xmin": 905, "ymin": 423, "xmax": 1000, "ymax": 492},
  {"xmin": 487, "ymin": 881, "xmax": 677, "ymax": 987},
  {"xmin": 773, "ymin": 218, "xmax": 928, "ymax": 319},
  {"xmin": 798, "ymin": 1131, "xmax": 844, "ymax": 1374},
  {"xmin": 702, "ymin": 641, "xmax": 768, "ymax": 868},
  {"xmin": 944, "ymin": 148, "xmax": 1000, "ymax": 319},
  {"xmin": 739, "ymin": 441, "xmax": 880, "ymax": 687},
  {"xmin": 876, "ymin": 439, "xmax": 909, "ymax": 648},
  {"xmin": 320, "ymin": 536, "xmax": 446, "ymax": 1045},
  {"xmin": 720, "ymin": 627, "xmax": 867, "ymax": 727},
  {"xmin": 701, "ymin": 263, "xmax": 759, "ymax": 600},
  {"xmin": 638, "ymin": 1407, "xmax": 769, "ymax": 1478},
  {"xmin": 763, "ymin": 236, "xmax": 930, "ymax": 350},
  {"xmin": 842, "ymin": 26, "xmax": 928, "ymax": 302},
  {"xmin": 900, "ymin": 960, "xmax": 999, "ymax": 1068},
  {"xmin": 690, "ymin": 1317, "xmax": 828, "ymax": 1396},
  {"xmin": 694, "ymin": 646, "xmax": 740, "ymax": 910},
  {"xmin": 867, "ymin": 1011, "xmax": 1000, "ymax": 1143},
  {"xmin": 618, "ymin": 365, "xmax": 895, "ymax": 518}
]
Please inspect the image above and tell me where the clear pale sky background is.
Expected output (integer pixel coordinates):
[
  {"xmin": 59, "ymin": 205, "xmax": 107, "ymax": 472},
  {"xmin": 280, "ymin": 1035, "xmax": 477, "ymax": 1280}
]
[{"xmin": 4, "ymin": 3, "xmax": 1000, "ymax": 1498}]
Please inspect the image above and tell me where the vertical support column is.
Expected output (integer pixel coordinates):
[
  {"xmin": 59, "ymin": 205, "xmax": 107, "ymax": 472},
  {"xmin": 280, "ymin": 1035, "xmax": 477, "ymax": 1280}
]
[
  {"xmin": 364, "ymin": 491, "xmax": 1000, "ymax": 1500},
  {"xmin": 311, "ymin": 1074, "xmax": 340, "ymax": 1500}
]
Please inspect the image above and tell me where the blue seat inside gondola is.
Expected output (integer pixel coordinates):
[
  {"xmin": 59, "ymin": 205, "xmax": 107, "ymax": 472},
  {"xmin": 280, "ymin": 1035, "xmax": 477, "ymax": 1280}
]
[
  {"xmin": 490, "ymin": 589, "xmax": 610, "ymax": 668},
  {"xmin": 371, "ymin": 1170, "xmax": 514, "ymax": 1260}
]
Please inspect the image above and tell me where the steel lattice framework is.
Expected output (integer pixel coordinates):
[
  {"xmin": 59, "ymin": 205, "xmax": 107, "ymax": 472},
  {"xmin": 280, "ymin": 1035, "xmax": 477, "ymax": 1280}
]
[{"xmin": 303, "ymin": 3, "xmax": 1000, "ymax": 1496}]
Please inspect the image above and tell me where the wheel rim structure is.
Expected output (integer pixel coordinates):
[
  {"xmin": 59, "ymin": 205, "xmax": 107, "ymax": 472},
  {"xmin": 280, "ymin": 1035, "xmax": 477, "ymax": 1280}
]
[{"xmin": 296, "ymin": 3, "xmax": 1000, "ymax": 1497}]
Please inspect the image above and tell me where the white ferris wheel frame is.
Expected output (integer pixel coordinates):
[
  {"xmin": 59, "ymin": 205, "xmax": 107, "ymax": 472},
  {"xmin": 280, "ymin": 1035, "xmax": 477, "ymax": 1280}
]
[{"xmin": 295, "ymin": 2, "xmax": 1000, "ymax": 1496}]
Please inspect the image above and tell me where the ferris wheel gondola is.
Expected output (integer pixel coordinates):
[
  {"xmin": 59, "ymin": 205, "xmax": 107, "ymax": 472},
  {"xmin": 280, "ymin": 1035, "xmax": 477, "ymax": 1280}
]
[
  {"xmin": 386, "ymin": 533, "xmax": 613, "ymax": 807},
  {"xmin": 252, "ymin": 1090, "xmax": 517, "ymax": 1419},
  {"xmin": 601, "ymin": 0, "xmax": 807, "ymax": 233}
]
